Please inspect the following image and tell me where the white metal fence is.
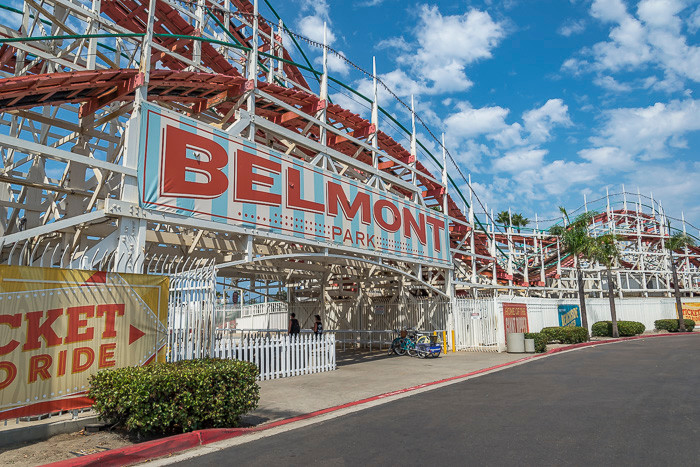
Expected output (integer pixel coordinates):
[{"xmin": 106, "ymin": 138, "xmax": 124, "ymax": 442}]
[
  {"xmin": 454, "ymin": 295, "xmax": 688, "ymax": 352},
  {"xmin": 454, "ymin": 298, "xmax": 499, "ymax": 352},
  {"xmin": 213, "ymin": 333, "xmax": 336, "ymax": 380},
  {"xmin": 167, "ymin": 262, "xmax": 217, "ymax": 362}
]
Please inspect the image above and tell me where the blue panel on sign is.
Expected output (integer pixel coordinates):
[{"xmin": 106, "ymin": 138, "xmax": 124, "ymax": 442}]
[{"xmin": 558, "ymin": 304, "xmax": 581, "ymax": 327}]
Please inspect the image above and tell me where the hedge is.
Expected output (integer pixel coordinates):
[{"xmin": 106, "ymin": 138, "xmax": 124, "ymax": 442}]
[
  {"xmin": 524, "ymin": 332, "xmax": 547, "ymax": 353},
  {"xmin": 591, "ymin": 321, "xmax": 645, "ymax": 337},
  {"xmin": 88, "ymin": 358, "xmax": 260, "ymax": 436},
  {"xmin": 654, "ymin": 319, "xmax": 696, "ymax": 332},
  {"xmin": 540, "ymin": 326, "xmax": 589, "ymax": 344}
]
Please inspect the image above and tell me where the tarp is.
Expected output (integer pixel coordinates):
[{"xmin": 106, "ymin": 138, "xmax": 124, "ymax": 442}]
[{"xmin": 0, "ymin": 266, "xmax": 168, "ymax": 420}]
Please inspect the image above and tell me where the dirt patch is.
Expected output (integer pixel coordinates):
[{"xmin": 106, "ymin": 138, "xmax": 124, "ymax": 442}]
[{"xmin": 0, "ymin": 429, "xmax": 135, "ymax": 466}]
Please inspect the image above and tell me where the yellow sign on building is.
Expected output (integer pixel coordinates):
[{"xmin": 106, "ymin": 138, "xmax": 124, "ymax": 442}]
[
  {"xmin": 682, "ymin": 302, "xmax": 700, "ymax": 324},
  {"xmin": 0, "ymin": 266, "xmax": 168, "ymax": 419}
]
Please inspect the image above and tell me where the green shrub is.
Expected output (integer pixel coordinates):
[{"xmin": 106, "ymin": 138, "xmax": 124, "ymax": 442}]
[
  {"xmin": 591, "ymin": 321, "xmax": 609, "ymax": 337},
  {"xmin": 591, "ymin": 321, "xmax": 645, "ymax": 337},
  {"xmin": 654, "ymin": 319, "xmax": 696, "ymax": 332},
  {"xmin": 524, "ymin": 332, "xmax": 547, "ymax": 353},
  {"xmin": 540, "ymin": 326, "xmax": 589, "ymax": 344},
  {"xmin": 88, "ymin": 358, "xmax": 260, "ymax": 436}
]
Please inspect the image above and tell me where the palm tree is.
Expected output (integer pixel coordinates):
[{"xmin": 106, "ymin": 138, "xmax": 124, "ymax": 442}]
[
  {"xmin": 584, "ymin": 234, "xmax": 622, "ymax": 337},
  {"xmin": 496, "ymin": 210, "xmax": 511, "ymax": 227},
  {"xmin": 550, "ymin": 207, "xmax": 598, "ymax": 332},
  {"xmin": 511, "ymin": 213, "xmax": 530, "ymax": 233},
  {"xmin": 664, "ymin": 231, "xmax": 696, "ymax": 332}
]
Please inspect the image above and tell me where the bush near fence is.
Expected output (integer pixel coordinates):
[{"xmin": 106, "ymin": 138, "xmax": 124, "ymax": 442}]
[
  {"xmin": 654, "ymin": 319, "xmax": 696, "ymax": 332},
  {"xmin": 524, "ymin": 332, "xmax": 547, "ymax": 353},
  {"xmin": 540, "ymin": 326, "xmax": 589, "ymax": 344},
  {"xmin": 89, "ymin": 359, "xmax": 260, "ymax": 436},
  {"xmin": 591, "ymin": 321, "xmax": 645, "ymax": 337}
]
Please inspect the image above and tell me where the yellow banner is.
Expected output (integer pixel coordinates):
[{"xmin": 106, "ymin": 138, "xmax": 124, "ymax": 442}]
[
  {"xmin": 682, "ymin": 302, "xmax": 700, "ymax": 324},
  {"xmin": 0, "ymin": 266, "xmax": 168, "ymax": 419}
]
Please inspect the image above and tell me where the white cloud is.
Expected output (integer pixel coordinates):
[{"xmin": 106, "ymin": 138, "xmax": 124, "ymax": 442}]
[
  {"xmin": 444, "ymin": 103, "xmax": 510, "ymax": 139},
  {"xmin": 314, "ymin": 51, "xmax": 350, "ymax": 76},
  {"xmin": 410, "ymin": 6, "xmax": 505, "ymax": 93},
  {"xmin": 594, "ymin": 75, "xmax": 633, "ymax": 92},
  {"xmin": 298, "ymin": 15, "xmax": 335, "ymax": 45},
  {"xmin": 590, "ymin": 99, "xmax": 700, "ymax": 159},
  {"xmin": 375, "ymin": 37, "xmax": 411, "ymax": 52},
  {"xmin": 558, "ymin": 19, "xmax": 586, "ymax": 37},
  {"xmin": 566, "ymin": 0, "xmax": 700, "ymax": 90},
  {"xmin": 590, "ymin": 0, "xmax": 629, "ymax": 24},
  {"xmin": 578, "ymin": 146, "xmax": 634, "ymax": 169},
  {"xmin": 689, "ymin": 5, "xmax": 700, "ymax": 33},
  {"xmin": 493, "ymin": 148, "xmax": 547, "ymax": 173},
  {"xmin": 522, "ymin": 99, "xmax": 572, "ymax": 144}
]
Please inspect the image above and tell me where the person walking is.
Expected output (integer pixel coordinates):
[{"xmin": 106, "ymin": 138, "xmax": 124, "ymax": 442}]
[
  {"xmin": 288, "ymin": 312, "xmax": 300, "ymax": 337},
  {"xmin": 313, "ymin": 314, "xmax": 323, "ymax": 336}
]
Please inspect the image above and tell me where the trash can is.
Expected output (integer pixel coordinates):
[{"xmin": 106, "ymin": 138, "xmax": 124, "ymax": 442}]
[
  {"xmin": 506, "ymin": 332, "xmax": 525, "ymax": 353},
  {"xmin": 524, "ymin": 338, "xmax": 535, "ymax": 353}
]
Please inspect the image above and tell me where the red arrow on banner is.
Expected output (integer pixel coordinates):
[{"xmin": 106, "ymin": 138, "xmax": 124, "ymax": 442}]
[{"xmin": 129, "ymin": 325, "xmax": 146, "ymax": 345}]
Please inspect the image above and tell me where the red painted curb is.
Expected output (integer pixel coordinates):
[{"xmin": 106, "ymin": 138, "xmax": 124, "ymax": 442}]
[{"xmin": 45, "ymin": 331, "xmax": 699, "ymax": 467}]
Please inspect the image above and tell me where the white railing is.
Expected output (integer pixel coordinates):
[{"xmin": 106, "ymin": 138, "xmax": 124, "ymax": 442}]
[
  {"xmin": 239, "ymin": 301, "xmax": 288, "ymax": 317},
  {"xmin": 212, "ymin": 333, "xmax": 336, "ymax": 380}
]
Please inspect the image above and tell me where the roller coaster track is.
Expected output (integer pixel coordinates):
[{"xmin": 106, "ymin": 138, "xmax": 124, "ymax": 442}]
[{"xmin": 0, "ymin": 0, "xmax": 698, "ymax": 297}]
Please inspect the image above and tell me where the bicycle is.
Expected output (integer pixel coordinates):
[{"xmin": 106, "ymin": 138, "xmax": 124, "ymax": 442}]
[{"xmin": 390, "ymin": 329, "xmax": 441, "ymax": 358}]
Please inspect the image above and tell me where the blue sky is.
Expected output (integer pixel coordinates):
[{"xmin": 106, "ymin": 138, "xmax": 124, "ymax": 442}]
[{"xmin": 265, "ymin": 0, "xmax": 700, "ymax": 231}]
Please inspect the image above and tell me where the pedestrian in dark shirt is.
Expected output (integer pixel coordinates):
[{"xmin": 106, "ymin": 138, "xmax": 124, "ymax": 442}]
[
  {"xmin": 313, "ymin": 314, "xmax": 323, "ymax": 336},
  {"xmin": 289, "ymin": 313, "xmax": 300, "ymax": 336}
]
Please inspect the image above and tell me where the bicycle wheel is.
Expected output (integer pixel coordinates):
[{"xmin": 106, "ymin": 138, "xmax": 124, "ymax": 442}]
[
  {"xmin": 392, "ymin": 338, "xmax": 406, "ymax": 355},
  {"xmin": 416, "ymin": 336, "xmax": 430, "ymax": 344},
  {"xmin": 406, "ymin": 343, "xmax": 416, "ymax": 357}
]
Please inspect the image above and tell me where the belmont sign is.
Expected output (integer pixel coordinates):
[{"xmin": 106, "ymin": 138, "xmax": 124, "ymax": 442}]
[{"xmin": 136, "ymin": 103, "xmax": 451, "ymax": 266}]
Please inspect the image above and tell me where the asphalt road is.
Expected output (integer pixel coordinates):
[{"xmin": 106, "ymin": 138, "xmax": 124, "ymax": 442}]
[{"xmin": 175, "ymin": 336, "xmax": 700, "ymax": 466}]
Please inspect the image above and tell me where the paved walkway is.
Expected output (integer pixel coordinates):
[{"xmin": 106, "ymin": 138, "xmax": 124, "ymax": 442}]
[{"xmin": 243, "ymin": 349, "xmax": 518, "ymax": 425}]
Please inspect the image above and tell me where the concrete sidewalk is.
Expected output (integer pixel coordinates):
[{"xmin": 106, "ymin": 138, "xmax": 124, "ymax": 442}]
[{"xmin": 242, "ymin": 349, "xmax": 519, "ymax": 426}]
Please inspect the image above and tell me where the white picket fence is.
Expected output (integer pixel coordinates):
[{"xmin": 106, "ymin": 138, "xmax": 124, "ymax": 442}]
[{"xmin": 212, "ymin": 333, "xmax": 336, "ymax": 380}]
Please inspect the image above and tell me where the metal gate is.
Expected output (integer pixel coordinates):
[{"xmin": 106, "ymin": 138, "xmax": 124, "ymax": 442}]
[
  {"xmin": 167, "ymin": 261, "xmax": 217, "ymax": 361},
  {"xmin": 454, "ymin": 298, "xmax": 499, "ymax": 352}
]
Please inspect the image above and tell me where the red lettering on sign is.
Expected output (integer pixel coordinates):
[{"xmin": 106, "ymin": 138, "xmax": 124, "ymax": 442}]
[
  {"xmin": 403, "ymin": 209, "xmax": 427, "ymax": 245},
  {"xmin": 65, "ymin": 306, "xmax": 94, "ymax": 344},
  {"xmin": 98, "ymin": 343, "xmax": 117, "ymax": 368},
  {"xmin": 426, "ymin": 216, "xmax": 446, "ymax": 252},
  {"xmin": 72, "ymin": 347, "xmax": 95, "ymax": 374},
  {"xmin": 57, "ymin": 350, "xmax": 67, "ymax": 377},
  {"xmin": 327, "ymin": 182, "xmax": 371, "ymax": 224},
  {"xmin": 234, "ymin": 150, "xmax": 281, "ymax": 205},
  {"xmin": 23, "ymin": 309, "xmax": 63, "ymax": 351},
  {"xmin": 374, "ymin": 199, "xmax": 401, "ymax": 233},
  {"xmin": 331, "ymin": 226, "xmax": 342, "ymax": 240},
  {"xmin": 0, "ymin": 313, "xmax": 21, "ymax": 356},
  {"xmin": 28, "ymin": 354, "xmax": 52, "ymax": 383},
  {"xmin": 286, "ymin": 168, "xmax": 324, "ymax": 213},
  {"xmin": 161, "ymin": 125, "xmax": 228, "ymax": 199},
  {"xmin": 96, "ymin": 304, "xmax": 125, "ymax": 339},
  {"xmin": 0, "ymin": 361, "xmax": 17, "ymax": 390}
]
